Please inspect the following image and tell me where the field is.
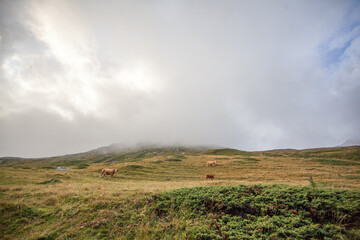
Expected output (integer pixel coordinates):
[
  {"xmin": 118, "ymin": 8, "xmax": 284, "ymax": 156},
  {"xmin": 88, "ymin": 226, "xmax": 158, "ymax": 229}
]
[{"xmin": 1, "ymin": 146, "xmax": 360, "ymax": 239}]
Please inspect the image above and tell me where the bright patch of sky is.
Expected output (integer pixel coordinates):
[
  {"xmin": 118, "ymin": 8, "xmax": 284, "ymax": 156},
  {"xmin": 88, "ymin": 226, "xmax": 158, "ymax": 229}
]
[{"xmin": 0, "ymin": 0, "xmax": 359, "ymax": 157}]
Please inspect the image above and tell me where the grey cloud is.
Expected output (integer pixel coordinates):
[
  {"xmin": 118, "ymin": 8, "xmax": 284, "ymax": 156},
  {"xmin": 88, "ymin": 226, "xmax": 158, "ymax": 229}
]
[{"xmin": 1, "ymin": 0, "xmax": 360, "ymax": 157}]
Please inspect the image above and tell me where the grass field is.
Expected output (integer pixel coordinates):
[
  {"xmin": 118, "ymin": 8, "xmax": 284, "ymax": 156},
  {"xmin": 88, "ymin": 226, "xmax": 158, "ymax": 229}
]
[{"xmin": 1, "ymin": 146, "xmax": 360, "ymax": 239}]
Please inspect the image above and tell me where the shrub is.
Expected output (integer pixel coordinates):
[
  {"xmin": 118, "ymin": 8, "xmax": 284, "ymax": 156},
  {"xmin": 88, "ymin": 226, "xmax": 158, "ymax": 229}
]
[
  {"xmin": 148, "ymin": 185, "xmax": 360, "ymax": 239},
  {"xmin": 166, "ymin": 158, "xmax": 182, "ymax": 162},
  {"xmin": 126, "ymin": 165, "xmax": 145, "ymax": 169},
  {"xmin": 75, "ymin": 163, "xmax": 90, "ymax": 169},
  {"xmin": 150, "ymin": 160, "xmax": 163, "ymax": 164},
  {"xmin": 41, "ymin": 166, "xmax": 55, "ymax": 169},
  {"xmin": 37, "ymin": 179, "xmax": 61, "ymax": 185},
  {"xmin": 340, "ymin": 175, "xmax": 360, "ymax": 179},
  {"xmin": 206, "ymin": 148, "xmax": 253, "ymax": 156},
  {"xmin": 311, "ymin": 159, "xmax": 360, "ymax": 166}
]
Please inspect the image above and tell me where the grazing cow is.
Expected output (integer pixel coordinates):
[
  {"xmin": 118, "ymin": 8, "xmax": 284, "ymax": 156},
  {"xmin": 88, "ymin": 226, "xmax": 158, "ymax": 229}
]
[
  {"xmin": 205, "ymin": 174, "xmax": 215, "ymax": 180},
  {"xmin": 100, "ymin": 168, "xmax": 118, "ymax": 178},
  {"xmin": 206, "ymin": 160, "xmax": 217, "ymax": 167}
]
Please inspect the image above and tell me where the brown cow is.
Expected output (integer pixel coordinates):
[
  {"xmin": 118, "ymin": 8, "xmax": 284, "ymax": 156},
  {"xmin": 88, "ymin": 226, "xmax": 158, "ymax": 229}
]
[
  {"xmin": 205, "ymin": 174, "xmax": 215, "ymax": 180},
  {"xmin": 100, "ymin": 168, "xmax": 118, "ymax": 178}
]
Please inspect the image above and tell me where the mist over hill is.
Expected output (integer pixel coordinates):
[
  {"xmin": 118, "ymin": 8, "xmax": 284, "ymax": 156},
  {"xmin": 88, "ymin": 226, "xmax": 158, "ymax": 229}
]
[
  {"xmin": 340, "ymin": 138, "xmax": 360, "ymax": 147},
  {"xmin": 1, "ymin": 0, "xmax": 360, "ymax": 159},
  {"xmin": 1, "ymin": 145, "xmax": 360, "ymax": 239},
  {"xmin": 89, "ymin": 143, "xmax": 220, "ymax": 155}
]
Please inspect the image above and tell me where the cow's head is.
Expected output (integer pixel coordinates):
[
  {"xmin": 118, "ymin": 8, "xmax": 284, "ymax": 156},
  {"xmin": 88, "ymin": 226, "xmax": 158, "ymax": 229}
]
[{"xmin": 115, "ymin": 169, "xmax": 118, "ymax": 172}]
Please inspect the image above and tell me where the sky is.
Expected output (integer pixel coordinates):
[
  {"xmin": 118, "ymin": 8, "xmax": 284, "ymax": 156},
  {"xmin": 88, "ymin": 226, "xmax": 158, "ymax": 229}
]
[{"xmin": 0, "ymin": 0, "xmax": 360, "ymax": 158}]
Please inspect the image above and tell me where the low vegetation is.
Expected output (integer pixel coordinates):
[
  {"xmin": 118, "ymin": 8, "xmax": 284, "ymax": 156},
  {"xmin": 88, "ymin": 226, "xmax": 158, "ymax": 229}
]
[
  {"xmin": 166, "ymin": 158, "xmax": 182, "ymax": 162},
  {"xmin": 148, "ymin": 185, "xmax": 360, "ymax": 239},
  {"xmin": 37, "ymin": 179, "xmax": 61, "ymax": 185},
  {"xmin": 310, "ymin": 159, "xmax": 360, "ymax": 166},
  {"xmin": 0, "ymin": 145, "xmax": 360, "ymax": 239},
  {"xmin": 206, "ymin": 148, "xmax": 253, "ymax": 156}
]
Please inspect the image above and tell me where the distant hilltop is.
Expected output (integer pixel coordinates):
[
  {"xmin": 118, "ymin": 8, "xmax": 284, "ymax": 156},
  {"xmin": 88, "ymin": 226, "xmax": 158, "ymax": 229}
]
[
  {"xmin": 340, "ymin": 138, "xmax": 360, "ymax": 147},
  {"xmin": 89, "ymin": 143, "xmax": 221, "ymax": 155}
]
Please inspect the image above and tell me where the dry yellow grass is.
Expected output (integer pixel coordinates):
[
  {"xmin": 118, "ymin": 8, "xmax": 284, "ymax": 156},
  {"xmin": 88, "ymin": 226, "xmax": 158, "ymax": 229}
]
[
  {"xmin": 1, "ymin": 147, "xmax": 359, "ymax": 207},
  {"xmin": 1, "ymin": 146, "xmax": 359, "ymax": 239}
]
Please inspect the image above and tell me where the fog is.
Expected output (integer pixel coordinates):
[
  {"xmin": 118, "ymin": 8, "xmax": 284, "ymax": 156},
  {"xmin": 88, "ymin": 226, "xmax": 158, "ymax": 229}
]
[{"xmin": 1, "ymin": 0, "xmax": 360, "ymax": 157}]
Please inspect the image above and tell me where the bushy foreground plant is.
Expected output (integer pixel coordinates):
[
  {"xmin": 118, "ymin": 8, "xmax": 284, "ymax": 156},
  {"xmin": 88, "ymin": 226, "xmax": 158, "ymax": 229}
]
[
  {"xmin": 148, "ymin": 185, "xmax": 360, "ymax": 239},
  {"xmin": 1, "ymin": 185, "xmax": 359, "ymax": 239}
]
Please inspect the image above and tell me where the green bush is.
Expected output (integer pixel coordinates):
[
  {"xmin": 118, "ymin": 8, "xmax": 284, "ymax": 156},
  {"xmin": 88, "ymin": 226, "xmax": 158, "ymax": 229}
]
[
  {"xmin": 125, "ymin": 165, "xmax": 145, "ymax": 169},
  {"xmin": 0, "ymin": 203, "xmax": 39, "ymax": 236},
  {"xmin": 166, "ymin": 158, "xmax": 182, "ymax": 162},
  {"xmin": 206, "ymin": 148, "xmax": 253, "ymax": 156},
  {"xmin": 150, "ymin": 160, "xmax": 163, "ymax": 163},
  {"xmin": 311, "ymin": 159, "xmax": 360, "ymax": 165},
  {"xmin": 75, "ymin": 163, "xmax": 90, "ymax": 169},
  {"xmin": 37, "ymin": 179, "xmax": 61, "ymax": 185},
  {"xmin": 41, "ymin": 166, "xmax": 55, "ymax": 169},
  {"xmin": 340, "ymin": 175, "xmax": 360, "ymax": 179},
  {"xmin": 148, "ymin": 185, "xmax": 360, "ymax": 239}
]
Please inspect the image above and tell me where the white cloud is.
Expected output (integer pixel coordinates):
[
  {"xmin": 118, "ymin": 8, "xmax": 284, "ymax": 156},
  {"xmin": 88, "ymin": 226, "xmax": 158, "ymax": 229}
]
[{"xmin": 0, "ymin": 0, "xmax": 359, "ymax": 157}]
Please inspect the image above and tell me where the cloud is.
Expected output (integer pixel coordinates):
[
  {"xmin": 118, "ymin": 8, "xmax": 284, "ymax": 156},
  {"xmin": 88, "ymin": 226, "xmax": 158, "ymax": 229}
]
[{"xmin": 0, "ymin": 0, "xmax": 360, "ymax": 157}]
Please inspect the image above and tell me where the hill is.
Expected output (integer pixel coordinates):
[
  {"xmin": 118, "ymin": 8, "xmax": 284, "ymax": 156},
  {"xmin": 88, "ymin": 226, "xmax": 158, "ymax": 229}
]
[
  {"xmin": 0, "ymin": 145, "xmax": 360, "ymax": 239},
  {"xmin": 0, "ymin": 144, "xmax": 206, "ymax": 170},
  {"xmin": 340, "ymin": 138, "xmax": 360, "ymax": 147}
]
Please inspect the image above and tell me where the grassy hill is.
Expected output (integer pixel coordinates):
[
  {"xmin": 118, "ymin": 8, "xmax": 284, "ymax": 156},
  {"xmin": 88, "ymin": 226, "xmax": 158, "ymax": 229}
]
[{"xmin": 1, "ymin": 145, "xmax": 360, "ymax": 239}]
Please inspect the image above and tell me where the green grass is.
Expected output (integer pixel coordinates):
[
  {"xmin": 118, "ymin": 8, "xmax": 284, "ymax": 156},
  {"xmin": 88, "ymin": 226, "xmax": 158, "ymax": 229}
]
[
  {"xmin": 243, "ymin": 157, "xmax": 260, "ymax": 162},
  {"xmin": 150, "ymin": 160, "xmax": 163, "ymax": 163},
  {"xmin": 18, "ymin": 166, "xmax": 32, "ymax": 169},
  {"xmin": 1, "ymin": 184, "xmax": 359, "ymax": 239},
  {"xmin": 306, "ymin": 148, "xmax": 344, "ymax": 154},
  {"xmin": 125, "ymin": 164, "xmax": 145, "ymax": 169},
  {"xmin": 0, "ymin": 203, "xmax": 40, "ymax": 237},
  {"xmin": 146, "ymin": 185, "xmax": 360, "ymax": 239},
  {"xmin": 40, "ymin": 166, "xmax": 55, "ymax": 169},
  {"xmin": 234, "ymin": 160, "xmax": 257, "ymax": 165},
  {"xmin": 262, "ymin": 146, "xmax": 360, "ymax": 162},
  {"xmin": 37, "ymin": 179, "xmax": 61, "ymax": 184},
  {"xmin": 294, "ymin": 148, "xmax": 360, "ymax": 161},
  {"xmin": 135, "ymin": 152, "xmax": 147, "ymax": 159},
  {"xmin": 340, "ymin": 175, "xmax": 360, "ymax": 180},
  {"xmin": 206, "ymin": 148, "xmax": 254, "ymax": 156},
  {"xmin": 75, "ymin": 163, "xmax": 90, "ymax": 169},
  {"xmin": 1, "ymin": 145, "xmax": 360, "ymax": 239},
  {"xmin": 311, "ymin": 159, "xmax": 360, "ymax": 166},
  {"xmin": 233, "ymin": 157, "xmax": 260, "ymax": 165},
  {"xmin": 166, "ymin": 158, "xmax": 182, "ymax": 162}
]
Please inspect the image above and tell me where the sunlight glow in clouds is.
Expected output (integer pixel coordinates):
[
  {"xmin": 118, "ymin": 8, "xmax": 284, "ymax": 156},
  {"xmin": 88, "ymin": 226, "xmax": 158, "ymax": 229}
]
[
  {"xmin": 29, "ymin": 0, "xmax": 96, "ymax": 68},
  {"xmin": 1, "ymin": 0, "xmax": 163, "ymax": 122},
  {"xmin": 0, "ymin": 0, "xmax": 359, "ymax": 157}
]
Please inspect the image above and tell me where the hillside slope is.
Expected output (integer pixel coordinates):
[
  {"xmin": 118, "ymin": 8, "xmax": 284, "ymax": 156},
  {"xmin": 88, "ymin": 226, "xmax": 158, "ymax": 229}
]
[
  {"xmin": 1, "ymin": 145, "xmax": 360, "ymax": 186},
  {"xmin": 0, "ymin": 145, "xmax": 360, "ymax": 239}
]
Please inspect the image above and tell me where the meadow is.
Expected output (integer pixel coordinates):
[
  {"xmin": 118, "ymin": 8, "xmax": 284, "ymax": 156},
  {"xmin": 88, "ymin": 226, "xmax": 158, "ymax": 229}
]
[{"xmin": 0, "ymin": 146, "xmax": 360, "ymax": 239}]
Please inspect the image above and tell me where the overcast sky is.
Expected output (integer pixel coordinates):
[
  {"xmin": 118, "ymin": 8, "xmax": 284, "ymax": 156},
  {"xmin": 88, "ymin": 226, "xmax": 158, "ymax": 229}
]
[{"xmin": 1, "ymin": 0, "xmax": 360, "ymax": 158}]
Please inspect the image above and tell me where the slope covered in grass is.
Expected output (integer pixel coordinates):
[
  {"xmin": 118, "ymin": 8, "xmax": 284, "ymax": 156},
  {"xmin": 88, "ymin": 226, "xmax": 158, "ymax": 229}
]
[
  {"xmin": 1, "ymin": 184, "xmax": 359, "ymax": 239},
  {"xmin": 0, "ymin": 146, "xmax": 202, "ymax": 169},
  {"xmin": 1, "ymin": 145, "xmax": 360, "ymax": 239},
  {"xmin": 263, "ymin": 146, "xmax": 360, "ymax": 162},
  {"xmin": 146, "ymin": 184, "xmax": 360, "ymax": 239},
  {"xmin": 205, "ymin": 148, "xmax": 254, "ymax": 156}
]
